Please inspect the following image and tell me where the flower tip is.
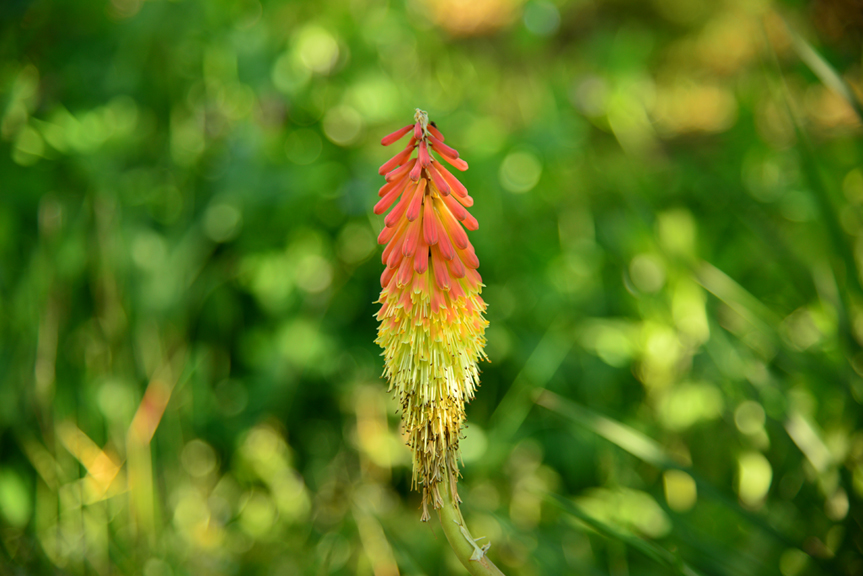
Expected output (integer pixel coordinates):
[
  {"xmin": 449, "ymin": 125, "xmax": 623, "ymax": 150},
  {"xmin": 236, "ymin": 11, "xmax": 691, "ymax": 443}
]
[
  {"xmin": 419, "ymin": 140, "xmax": 431, "ymax": 167},
  {"xmin": 414, "ymin": 249, "xmax": 429, "ymax": 274},
  {"xmin": 409, "ymin": 161, "xmax": 422, "ymax": 181},
  {"xmin": 463, "ymin": 213, "xmax": 478, "ymax": 231},
  {"xmin": 379, "ymin": 146, "xmax": 413, "ymax": 175},
  {"xmin": 402, "ymin": 219, "xmax": 421, "ymax": 257},
  {"xmin": 448, "ymin": 256, "xmax": 466, "ymax": 279},
  {"xmin": 381, "ymin": 124, "xmax": 413, "ymax": 146},
  {"xmin": 397, "ymin": 256, "xmax": 413, "ymax": 286},
  {"xmin": 422, "ymin": 200, "xmax": 439, "ymax": 246},
  {"xmin": 428, "ymin": 124, "xmax": 444, "ymax": 142},
  {"xmin": 386, "ymin": 159, "xmax": 416, "ymax": 182},
  {"xmin": 406, "ymin": 179, "xmax": 427, "ymax": 222},
  {"xmin": 429, "ymin": 135, "xmax": 459, "ymax": 159},
  {"xmin": 380, "ymin": 266, "xmax": 396, "ymax": 288},
  {"xmin": 428, "ymin": 164, "xmax": 450, "ymax": 196},
  {"xmin": 431, "ymin": 247, "xmax": 452, "ymax": 290}
]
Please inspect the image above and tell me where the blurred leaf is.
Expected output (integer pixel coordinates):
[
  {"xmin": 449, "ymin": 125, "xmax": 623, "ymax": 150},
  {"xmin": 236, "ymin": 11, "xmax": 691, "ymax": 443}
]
[{"xmin": 547, "ymin": 492, "xmax": 702, "ymax": 576}]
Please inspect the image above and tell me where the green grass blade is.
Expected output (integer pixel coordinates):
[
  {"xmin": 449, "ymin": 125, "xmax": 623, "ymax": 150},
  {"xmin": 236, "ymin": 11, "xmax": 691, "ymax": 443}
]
[
  {"xmin": 546, "ymin": 492, "xmax": 703, "ymax": 576},
  {"xmin": 534, "ymin": 390, "xmax": 809, "ymax": 553},
  {"xmin": 762, "ymin": 20, "xmax": 862, "ymax": 354},
  {"xmin": 780, "ymin": 15, "xmax": 863, "ymax": 122},
  {"xmin": 487, "ymin": 318, "xmax": 572, "ymax": 446}
]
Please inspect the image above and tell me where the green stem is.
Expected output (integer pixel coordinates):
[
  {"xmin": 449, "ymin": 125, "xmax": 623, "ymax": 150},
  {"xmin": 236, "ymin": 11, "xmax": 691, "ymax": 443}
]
[{"xmin": 435, "ymin": 471, "xmax": 507, "ymax": 576}]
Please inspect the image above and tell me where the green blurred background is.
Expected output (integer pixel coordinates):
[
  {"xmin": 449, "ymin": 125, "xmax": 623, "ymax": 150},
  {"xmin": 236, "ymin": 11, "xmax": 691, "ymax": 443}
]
[{"xmin": 1, "ymin": 0, "xmax": 863, "ymax": 574}]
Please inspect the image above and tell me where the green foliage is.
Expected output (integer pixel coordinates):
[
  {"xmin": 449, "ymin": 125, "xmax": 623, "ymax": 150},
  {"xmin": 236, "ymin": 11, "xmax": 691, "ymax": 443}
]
[{"xmin": 1, "ymin": 0, "xmax": 862, "ymax": 574}]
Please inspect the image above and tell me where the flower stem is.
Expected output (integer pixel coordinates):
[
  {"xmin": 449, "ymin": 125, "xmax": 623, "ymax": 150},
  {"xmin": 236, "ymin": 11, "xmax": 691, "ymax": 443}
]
[{"xmin": 436, "ymin": 471, "xmax": 507, "ymax": 576}]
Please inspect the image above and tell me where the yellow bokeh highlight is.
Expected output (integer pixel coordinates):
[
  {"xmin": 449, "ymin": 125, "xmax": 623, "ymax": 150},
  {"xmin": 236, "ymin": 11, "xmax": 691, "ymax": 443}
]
[
  {"xmin": 663, "ymin": 470, "xmax": 697, "ymax": 512},
  {"xmin": 737, "ymin": 451, "xmax": 772, "ymax": 507}
]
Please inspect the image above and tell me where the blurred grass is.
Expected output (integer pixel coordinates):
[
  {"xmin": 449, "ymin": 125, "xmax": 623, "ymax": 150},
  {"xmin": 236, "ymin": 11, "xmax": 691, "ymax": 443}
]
[{"xmin": 2, "ymin": 0, "xmax": 863, "ymax": 575}]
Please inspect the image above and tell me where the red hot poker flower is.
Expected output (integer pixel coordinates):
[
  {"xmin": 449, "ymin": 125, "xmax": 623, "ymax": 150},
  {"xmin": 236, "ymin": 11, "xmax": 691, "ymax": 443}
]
[{"xmin": 375, "ymin": 109, "xmax": 488, "ymax": 521}]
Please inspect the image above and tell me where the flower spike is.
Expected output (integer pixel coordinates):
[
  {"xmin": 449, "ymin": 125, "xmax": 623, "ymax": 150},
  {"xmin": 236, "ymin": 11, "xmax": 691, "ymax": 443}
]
[{"xmin": 373, "ymin": 109, "xmax": 488, "ymax": 525}]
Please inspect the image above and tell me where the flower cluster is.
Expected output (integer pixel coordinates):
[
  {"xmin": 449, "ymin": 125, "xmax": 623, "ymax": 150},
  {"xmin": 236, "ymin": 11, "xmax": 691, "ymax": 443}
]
[{"xmin": 375, "ymin": 109, "xmax": 488, "ymax": 520}]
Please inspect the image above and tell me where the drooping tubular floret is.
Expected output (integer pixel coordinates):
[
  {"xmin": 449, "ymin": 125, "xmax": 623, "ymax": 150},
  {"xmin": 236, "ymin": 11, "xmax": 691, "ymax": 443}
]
[{"xmin": 375, "ymin": 109, "xmax": 488, "ymax": 520}]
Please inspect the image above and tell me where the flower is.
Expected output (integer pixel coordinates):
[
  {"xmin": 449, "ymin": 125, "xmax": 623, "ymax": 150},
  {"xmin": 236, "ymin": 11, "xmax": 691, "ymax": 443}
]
[{"xmin": 375, "ymin": 109, "xmax": 488, "ymax": 520}]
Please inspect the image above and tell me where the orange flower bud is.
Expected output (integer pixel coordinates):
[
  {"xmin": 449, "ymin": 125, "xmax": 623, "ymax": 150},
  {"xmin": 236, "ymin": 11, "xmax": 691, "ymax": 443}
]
[{"xmin": 381, "ymin": 124, "xmax": 413, "ymax": 146}]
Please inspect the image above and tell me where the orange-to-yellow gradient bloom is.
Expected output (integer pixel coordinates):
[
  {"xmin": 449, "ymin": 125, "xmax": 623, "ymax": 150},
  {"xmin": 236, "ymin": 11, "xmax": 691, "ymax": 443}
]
[{"xmin": 375, "ymin": 109, "xmax": 488, "ymax": 520}]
